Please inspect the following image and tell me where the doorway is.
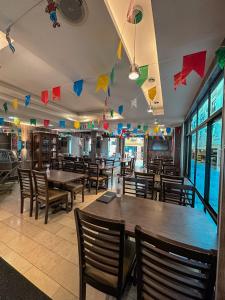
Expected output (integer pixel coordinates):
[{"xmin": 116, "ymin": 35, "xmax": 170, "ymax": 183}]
[{"xmin": 124, "ymin": 137, "xmax": 144, "ymax": 167}]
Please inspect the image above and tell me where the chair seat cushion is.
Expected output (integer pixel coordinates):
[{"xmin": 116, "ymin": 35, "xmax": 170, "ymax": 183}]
[
  {"xmin": 85, "ymin": 240, "xmax": 135, "ymax": 289},
  {"xmin": 63, "ymin": 183, "xmax": 83, "ymax": 192},
  {"xmin": 38, "ymin": 189, "xmax": 68, "ymax": 203},
  {"xmin": 89, "ymin": 176, "xmax": 107, "ymax": 181}
]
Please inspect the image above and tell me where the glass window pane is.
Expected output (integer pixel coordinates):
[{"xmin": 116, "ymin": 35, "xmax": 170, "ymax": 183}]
[
  {"xmin": 210, "ymin": 78, "xmax": 224, "ymax": 115},
  {"xmin": 191, "ymin": 113, "xmax": 197, "ymax": 131},
  {"xmin": 209, "ymin": 118, "xmax": 222, "ymax": 213},
  {"xmin": 190, "ymin": 133, "xmax": 196, "ymax": 183},
  {"xmin": 198, "ymin": 99, "xmax": 208, "ymax": 125},
  {"xmin": 196, "ymin": 127, "xmax": 207, "ymax": 196}
]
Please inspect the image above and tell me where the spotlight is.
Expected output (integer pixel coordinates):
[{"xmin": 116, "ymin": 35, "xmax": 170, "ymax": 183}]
[{"xmin": 129, "ymin": 64, "xmax": 140, "ymax": 80}]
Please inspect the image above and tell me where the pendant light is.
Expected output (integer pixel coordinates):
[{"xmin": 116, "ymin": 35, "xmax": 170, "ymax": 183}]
[{"xmin": 129, "ymin": 13, "xmax": 140, "ymax": 80}]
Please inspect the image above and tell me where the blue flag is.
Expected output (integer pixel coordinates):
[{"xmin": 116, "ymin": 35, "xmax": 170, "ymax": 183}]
[
  {"xmin": 59, "ymin": 120, "xmax": 66, "ymax": 128},
  {"xmin": 118, "ymin": 105, "xmax": 124, "ymax": 115},
  {"xmin": 117, "ymin": 123, "xmax": 123, "ymax": 130},
  {"xmin": 127, "ymin": 123, "xmax": 131, "ymax": 130},
  {"xmin": 25, "ymin": 95, "xmax": 31, "ymax": 107},
  {"xmin": 0, "ymin": 118, "xmax": 4, "ymax": 126},
  {"xmin": 73, "ymin": 80, "xmax": 83, "ymax": 96}
]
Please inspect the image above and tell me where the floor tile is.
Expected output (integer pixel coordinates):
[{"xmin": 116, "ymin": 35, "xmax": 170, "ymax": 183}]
[
  {"xmin": 3, "ymin": 250, "xmax": 33, "ymax": 274},
  {"xmin": 53, "ymin": 286, "xmax": 77, "ymax": 300},
  {"xmin": 56, "ymin": 226, "xmax": 76, "ymax": 244},
  {"xmin": 7, "ymin": 235, "xmax": 38, "ymax": 255},
  {"xmin": 0, "ymin": 209, "xmax": 13, "ymax": 221}
]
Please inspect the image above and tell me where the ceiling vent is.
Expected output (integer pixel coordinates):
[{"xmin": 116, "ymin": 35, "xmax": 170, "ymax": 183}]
[{"xmin": 58, "ymin": 0, "xmax": 88, "ymax": 25}]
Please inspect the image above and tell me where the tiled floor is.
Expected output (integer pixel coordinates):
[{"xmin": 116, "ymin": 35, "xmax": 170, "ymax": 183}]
[{"xmin": 0, "ymin": 178, "xmax": 136, "ymax": 299}]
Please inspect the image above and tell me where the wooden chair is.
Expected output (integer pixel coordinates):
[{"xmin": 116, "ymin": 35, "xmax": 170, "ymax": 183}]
[
  {"xmin": 18, "ymin": 168, "xmax": 35, "ymax": 217},
  {"xmin": 163, "ymin": 164, "xmax": 177, "ymax": 176},
  {"xmin": 74, "ymin": 208, "xmax": 136, "ymax": 300},
  {"xmin": 62, "ymin": 181, "xmax": 85, "ymax": 209},
  {"xmin": 74, "ymin": 161, "xmax": 86, "ymax": 174},
  {"xmin": 135, "ymin": 172, "xmax": 155, "ymax": 199},
  {"xmin": 135, "ymin": 225, "xmax": 217, "ymax": 300},
  {"xmin": 88, "ymin": 163, "xmax": 108, "ymax": 194},
  {"xmin": 103, "ymin": 159, "xmax": 115, "ymax": 185},
  {"xmin": 147, "ymin": 163, "xmax": 161, "ymax": 174},
  {"xmin": 62, "ymin": 160, "xmax": 75, "ymax": 172},
  {"xmin": 161, "ymin": 182, "xmax": 195, "ymax": 207},
  {"xmin": 160, "ymin": 174, "xmax": 184, "ymax": 186},
  {"xmin": 123, "ymin": 177, "xmax": 147, "ymax": 198},
  {"xmin": 32, "ymin": 171, "xmax": 69, "ymax": 224}
]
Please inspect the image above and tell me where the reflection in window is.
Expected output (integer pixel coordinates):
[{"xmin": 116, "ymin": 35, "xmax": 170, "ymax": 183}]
[
  {"xmin": 190, "ymin": 133, "xmax": 196, "ymax": 183},
  {"xmin": 196, "ymin": 127, "xmax": 207, "ymax": 196},
  {"xmin": 209, "ymin": 119, "xmax": 222, "ymax": 213},
  {"xmin": 198, "ymin": 99, "xmax": 208, "ymax": 125},
  {"xmin": 210, "ymin": 78, "xmax": 224, "ymax": 115},
  {"xmin": 191, "ymin": 113, "xmax": 197, "ymax": 131}
]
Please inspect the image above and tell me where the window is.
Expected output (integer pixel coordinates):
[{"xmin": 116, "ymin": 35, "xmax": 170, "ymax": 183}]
[
  {"xmin": 198, "ymin": 98, "xmax": 208, "ymax": 125},
  {"xmin": 210, "ymin": 78, "xmax": 224, "ymax": 115},
  {"xmin": 209, "ymin": 118, "xmax": 222, "ymax": 213},
  {"xmin": 196, "ymin": 127, "xmax": 207, "ymax": 197},
  {"xmin": 190, "ymin": 133, "xmax": 196, "ymax": 183},
  {"xmin": 191, "ymin": 113, "xmax": 197, "ymax": 131}
]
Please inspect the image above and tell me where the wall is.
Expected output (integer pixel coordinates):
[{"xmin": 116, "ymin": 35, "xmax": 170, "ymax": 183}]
[{"xmin": 147, "ymin": 136, "xmax": 173, "ymax": 159}]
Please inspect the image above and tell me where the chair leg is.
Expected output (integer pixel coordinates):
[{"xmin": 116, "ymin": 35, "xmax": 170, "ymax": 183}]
[
  {"xmin": 88, "ymin": 180, "xmax": 91, "ymax": 193},
  {"xmin": 35, "ymin": 200, "xmax": 39, "ymax": 220},
  {"xmin": 70, "ymin": 191, "xmax": 74, "ymax": 209},
  {"xmin": 82, "ymin": 188, "xmax": 84, "ymax": 202},
  {"xmin": 20, "ymin": 195, "xmax": 24, "ymax": 214},
  {"xmin": 65, "ymin": 197, "xmax": 69, "ymax": 213},
  {"xmin": 30, "ymin": 196, "xmax": 33, "ymax": 217},
  {"xmin": 79, "ymin": 278, "xmax": 86, "ymax": 300},
  {"xmin": 44, "ymin": 203, "xmax": 49, "ymax": 224},
  {"xmin": 96, "ymin": 182, "xmax": 98, "ymax": 195}
]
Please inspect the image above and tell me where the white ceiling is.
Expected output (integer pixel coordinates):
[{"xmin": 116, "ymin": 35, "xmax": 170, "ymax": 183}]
[{"xmin": 0, "ymin": 0, "xmax": 224, "ymax": 128}]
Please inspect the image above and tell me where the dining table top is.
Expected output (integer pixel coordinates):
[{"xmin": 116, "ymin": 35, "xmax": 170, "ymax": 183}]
[
  {"xmin": 47, "ymin": 170, "xmax": 85, "ymax": 184},
  {"xmin": 83, "ymin": 195, "xmax": 217, "ymax": 251}
]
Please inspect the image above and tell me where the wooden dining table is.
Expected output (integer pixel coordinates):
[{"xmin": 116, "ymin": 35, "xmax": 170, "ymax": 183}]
[
  {"xmin": 47, "ymin": 170, "xmax": 85, "ymax": 184},
  {"xmin": 83, "ymin": 195, "xmax": 217, "ymax": 251}
]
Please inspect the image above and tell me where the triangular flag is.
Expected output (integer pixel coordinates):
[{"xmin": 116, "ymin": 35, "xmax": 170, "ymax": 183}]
[
  {"xmin": 118, "ymin": 105, "xmax": 124, "ymax": 115},
  {"xmin": 127, "ymin": 123, "xmax": 131, "ymax": 130},
  {"xmin": 182, "ymin": 50, "xmax": 207, "ymax": 79},
  {"xmin": 52, "ymin": 86, "xmax": 61, "ymax": 101},
  {"xmin": 103, "ymin": 121, "xmax": 109, "ymax": 130},
  {"xmin": 74, "ymin": 121, "xmax": 80, "ymax": 129},
  {"xmin": 148, "ymin": 86, "xmax": 157, "ymax": 101},
  {"xmin": 117, "ymin": 40, "xmax": 123, "ymax": 60},
  {"xmin": 137, "ymin": 124, "xmax": 142, "ymax": 130},
  {"xmin": 88, "ymin": 122, "xmax": 92, "ymax": 129},
  {"xmin": 41, "ymin": 90, "xmax": 49, "ymax": 104},
  {"xmin": 92, "ymin": 121, "xmax": 95, "ymax": 129},
  {"xmin": 14, "ymin": 117, "xmax": 20, "ymax": 126},
  {"xmin": 174, "ymin": 71, "xmax": 187, "ymax": 90},
  {"xmin": 136, "ymin": 65, "xmax": 148, "ymax": 87},
  {"xmin": 12, "ymin": 99, "xmax": 19, "ymax": 109},
  {"xmin": 73, "ymin": 80, "xmax": 84, "ymax": 96},
  {"xmin": 143, "ymin": 125, "xmax": 148, "ymax": 132},
  {"xmin": 96, "ymin": 74, "xmax": 109, "ymax": 92},
  {"xmin": 25, "ymin": 95, "xmax": 31, "ymax": 107},
  {"xmin": 131, "ymin": 98, "xmax": 137, "ymax": 108},
  {"xmin": 30, "ymin": 119, "xmax": 36, "ymax": 126},
  {"xmin": 3, "ymin": 103, "xmax": 8, "ymax": 113},
  {"xmin": 59, "ymin": 120, "xmax": 66, "ymax": 128},
  {"xmin": 44, "ymin": 120, "xmax": 49, "ymax": 127},
  {"xmin": 110, "ymin": 66, "xmax": 115, "ymax": 85},
  {"xmin": 216, "ymin": 47, "xmax": 225, "ymax": 69},
  {"xmin": 127, "ymin": 0, "xmax": 135, "ymax": 22},
  {"xmin": 0, "ymin": 118, "xmax": 4, "ymax": 126},
  {"xmin": 110, "ymin": 109, "xmax": 114, "ymax": 118}
]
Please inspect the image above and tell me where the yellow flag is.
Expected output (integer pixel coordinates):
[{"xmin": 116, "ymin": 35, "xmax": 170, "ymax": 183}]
[
  {"xmin": 14, "ymin": 117, "xmax": 20, "ymax": 126},
  {"xmin": 153, "ymin": 126, "xmax": 159, "ymax": 134},
  {"xmin": 117, "ymin": 40, "xmax": 122, "ymax": 60},
  {"xmin": 148, "ymin": 86, "xmax": 156, "ymax": 101},
  {"xmin": 12, "ymin": 99, "xmax": 19, "ymax": 109},
  {"xmin": 74, "ymin": 121, "xmax": 80, "ymax": 129},
  {"xmin": 96, "ymin": 74, "xmax": 109, "ymax": 93}
]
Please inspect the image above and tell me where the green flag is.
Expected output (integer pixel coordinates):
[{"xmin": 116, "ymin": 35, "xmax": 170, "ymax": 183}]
[
  {"xmin": 216, "ymin": 47, "xmax": 225, "ymax": 69},
  {"xmin": 143, "ymin": 125, "xmax": 148, "ymax": 132},
  {"xmin": 110, "ymin": 66, "xmax": 115, "ymax": 85},
  {"xmin": 136, "ymin": 65, "xmax": 148, "ymax": 87},
  {"xmin": 137, "ymin": 124, "xmax": 142, "ymax": 130},
  {"xmin": 110, "ymin": 109, "xmax": 114, "ymax": 118},
  {"xmin": 30, "ymin": 119, "xmax": 36, "ymax": 126},
  {"xmin": 3, "ymin": 102, "xmax": 8, "ymax": 113}
]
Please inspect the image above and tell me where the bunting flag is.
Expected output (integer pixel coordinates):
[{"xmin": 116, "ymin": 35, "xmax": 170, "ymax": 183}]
[
  {"xmin": 216, "ymin": 47, "xmax": 225, "ymax": 69},
  {"xmin": 110, "ymin": 66, "xmax": 115, "ymax": 85},
  {"xmin": 73, "ymin": 80, "xmax": 84, "ymax": 96},
  {"xmin": 118, "ymin": 123, "xmax": 123, "ymax": 130},
  {"xmin": 14, "ymin": 117, "xmax": 20, "ymax": 126},
  {"xmin": 107, "ymin": 87, "xmax": 111, "ymax": 97},
  {"xmin": 148, "ymin": 86, "xmax": 157, "ymax": 101},
  {"xmin": 12, "ymin": 99, "xmax": 19, "ymax": 110},
  {"xmin": 30, "ymin": 119, "xmax": 36, "ymax": 126},
  {"xmin": 25, "ymin": 95, "xmax": 31, "ymax": 107},
  {"xmin": 59, "ymin": 120, "xmax": 66, "ymax": 128},
  {"xmin": 92, "ymin": 121, "xmax": 95, "ymax": 129},
  {"xmin": 137, "ymin": 124, "xmax": 142, "ymax": 130},
  {"xmin": 136, "ymin": 65, "xmax": 148, "ymax": 87},
  {"xmin": 103, "ymin": 121, "xmax": 109, "ymax": 130},
  {"xmin": 143, "ymin": 125, "xmax": 148, "ymax": 132},
  {"xmin": 74, "ymin": 121, "xmax": 80, "ymax": 129},
  {"xmin": 44, "ymin": 119, "xmax": 49, "ymax": 127},
  {"xmin": 133, "ymin": 128, "xmax": 138, "ymax": 134},
  {"xmin": 110, "ymin": 109, "xmax": 114, "ymax": 118},
  {"xmin": 3, "ymin": 103, "xmax": 8, "ymax": 113},
  {"xmin": 174, "ymin": 71, "xmax": 187, "ymax": 90},
  {"xmin": 117, "ymin": 129, "xmax": 122, "ymax": 135},
  {"xmin": 131, "ymin": 98, "xmax": 137, "ymax": 109},
  {"xmin": 41, "ymin": 90, "xmax": 49, "ymax": 104},
  {"xmin": 153, "ymin": 126, "xmax": 159, "ymax": 134},
  {"xmin": 96, "ymin": 74, "xmax": 109, "ymax": 92},
  {"xmin": 166, "ymin": 127, "xmax": 171, "ymax": 134},
  {"xmin": 52, "ymin": 86, "xmax": 61, "ymax": 101},
  {"xmin": 0, "ymin": 118, "xmax": 4, "ymax": 126},
  {"xmin": 127, "ymin": 0, "xmax": 135, "ymax": 22},
  {"xmin": 118, "ymin": 105, "xmax": 124, "ymax": 115},
  {"xmin": 117, "ymin": 40, "xmax": 123, "ymax": 60},
  {"xmin": 127, "ymin": 123, "xmax": 131, "ymax": 130},
  {"xmin": 88, "ymin": 122, "xmax": 92, "ymax": 129},
  {"xmin": 182, "ymin": 50, "xmax": 207, "ymax": 79}
]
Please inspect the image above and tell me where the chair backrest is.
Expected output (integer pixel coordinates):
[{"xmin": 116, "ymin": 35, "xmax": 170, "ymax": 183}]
[
  {"xmin": 95, "ymin": 158, "xmax": 103, "ymax": 164},
  {"xmin": 135, "ymin": 172, "xmax": 155, "ymax": 199},
  {"xmin": 62, "ymin": 160, "xmax": 75, "ymax": 172},
  {"xmin": 161, "ymin": 182, "xmax": 195, "ymax": 207},
  {"xmin": 105, "ymin": 159, "xmax": 115, "ymax": 167},
  {"xmin": 163, "ymin": 164, "xmax": 177, "ymax": 176},
  {"xmin": 161, "ymin": 174, "xmax": 184, "ymax": 185},
  {"xmin": 74, "ymin": 161, "xmax": 85, "ymax": 174},
  {"xmin": 152, "ymin": 158, "xmax": 162, "ymax": 165},
  {"xmin": 83, "ymin": 156, "xmax": 91, "ymax": 163},
  {"xmin": 74, "ymin": 209, "xmax": 125, "ymax": 292},
  {"xmin": 135, "ymin": 225, "xmax": 217, "ymax": 300},
  {"xmin": 123, "ymin": 177, "xmax": 147, "ymax": 198},
  {"xmin": 88, "ymin": 163, "xmax": 100, "ymax": 178},
  {"xmin": 18, "ymin": 168, "xmax": 33, "ymax": 196},
  {"xmin": 147, "ymin": 163, "xmax": 161, "ymax": 174},
  {"xmin": 32, "ymin": 170, "xmax": 48, "ymax": 201}
]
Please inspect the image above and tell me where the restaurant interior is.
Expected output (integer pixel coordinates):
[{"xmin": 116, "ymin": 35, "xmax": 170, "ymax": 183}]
[{"xmin": 0, "ymin": 0, "xmax": 224, "ymax": 299}]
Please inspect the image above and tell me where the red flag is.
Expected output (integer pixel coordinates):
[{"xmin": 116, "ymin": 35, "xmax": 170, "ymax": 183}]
[
  {"xmin": 174, "ymin": 71, "xmax": 187, "ymax": 90},
  {"xmin": 44, "ymin": 119, "xmax": 49, "ymax": 127},
  {"xmin": 41, "ymin": 90, "xmax": 49, "ymax": 104},
  {"xmin": 52, "ymin": 86, "xmax": 61, "ymax": 101},
  {"xmin": 182, "ymin": 51, "xmax": 206, "ymax": 79},
  {"xmin": 103, "ymin": 121, "xmax": 109, "ymax": 130}
]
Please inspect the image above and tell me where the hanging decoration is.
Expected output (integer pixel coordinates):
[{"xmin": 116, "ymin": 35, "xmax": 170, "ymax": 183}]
[
  {"xmin": 137, "ymin": 124, "xmax": 142, "ymax": 130},
  {"xmin": 182, "ymin": 50, "xmax": 206, "ymax": 79},
  {"xmin": 174, "ymin": 71, "xmax": 187, "ymax": 90},
  {"xmin": 25, "ymin": 95, "xmax": 31, "ymax": 107},
  {"xmin": 127, "ymin": 0, "xmax": 135, "ymax": 23},
  {"xmin": 41, "ymin": 90, "xmax": 49, "ymax": 104},
  {"xmin": 216, "ymin": 47, "xmax": 225, "ymax": 69},
  {"xmin": 110, "ymin": 109, "xmax": 114, "ymax": 118},
  {"xmin": 118, "ymin": 105, "xmax": 124, "ymax": 115},
  {"xmin": 3, "ymin": 103, "xmax": 8, "ymax": 113},
  {"xmin": 166, "ymin": 127, "xmax": 171, "ymax": 134},
  {"xmin": 44, "ymin": 119, "xmax": 50, "ymax": 127},
  {"xmin": 30, "ymin": 119, "xmax": 36, "ymax": 126},
  {"xmin": 12, "ymin": 99, "xmax": 19, "ymax": 110},
  {"xmin": 133, "ymin": 128, "xmax": 138, "ymax": 134},
  {"xmin": 0, "ymin": 118, "xmax": 4, "ymax": 126},
  {"xmin": 117, "ymin": 129, "xmax": 122, "ymax": 135},
  {"xmin": 117, "ymin": 40, "xmax": 123, "ymax": 60},
  {"xmin": 136, "ymin": 65, "xmax": 148, "ymax": 87},
  {"xmin": 6, "ymin": 27, "xmax": 15, "ymax": 53},
  {"xmin": 127, "ymin": 123, "xmax": 131, "ymax": 130},
  {"xmin": 103, "ymin": 121, "xmax": 109, "ymax": 130},
  {"xmin": 153, "ymin": 126, "xmax": 159, "ymax": 134},
  {"xmin": 88, "ymin": 122, "xmax": 92, "ymax": 129},
  {"xmin": 14, "ymin": 117, "xmax": 20, "ymax": 126},
  {"xmin": 143, "ymin": 125, "xmax": 148, "ymax": 132},
  {"xmin": 74, "ymin": 121, "xmax": 80, "ymax": 129},
  {"xmin": 92, "ymin": 121, "xmax": 95, "ymax": 129},
  {"xmin": 96, "ymin": 74, "xmax": 109, "ymax": 93},
  {"xmin": 131, "ymin": 98, "xmax": 137, "ymax": 109},
  {"xmin": 45, "ymin": 0, "xmax": 60, "ymax": 28},
  {"xmin": 59, "ymin": 120, "xmax": 66, "ymax": 128},
  {"xmin": 118, "ymin": 123, "xmax": 123, "ymax": 131},
  {"xmin": 148, "ymin": 86, "xmax": 157, "ymax": 101},
  {"xmin": 52, "ymin": 86, "xmax": 61, "ymax": 101},
  {"xmin": 110, "ymin": 66, "xmax": 115, "ymax": 85},
  {"xmin": 73, "ymin": 80, "xmax": 84, "ymax": 97}
]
